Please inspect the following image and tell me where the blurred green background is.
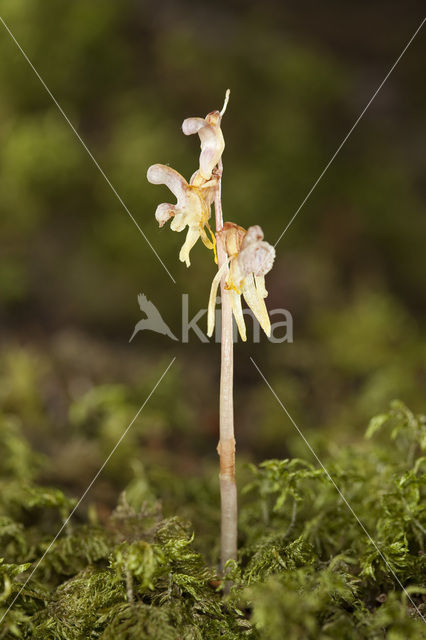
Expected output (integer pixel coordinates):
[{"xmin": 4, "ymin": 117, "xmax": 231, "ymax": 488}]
[{"xmin": 0, "ymin": 0, "xmax": 425, "ymax": 498}]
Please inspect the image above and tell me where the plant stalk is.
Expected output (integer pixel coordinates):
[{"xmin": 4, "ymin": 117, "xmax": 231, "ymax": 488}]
[{"xmin": 214, "ymin": 155, "xmax": 237, "ymax": 573}]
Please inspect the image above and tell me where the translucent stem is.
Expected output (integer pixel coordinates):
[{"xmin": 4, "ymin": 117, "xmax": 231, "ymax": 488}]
[{"xmin": 214, "ymin": 154, "xmax": 237, "ymax": 574}]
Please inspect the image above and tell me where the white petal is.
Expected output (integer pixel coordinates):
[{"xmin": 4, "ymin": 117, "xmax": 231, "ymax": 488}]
[
  {"xmin": 229, "ymin": 290, "xmax": 246, "ymax": 342},
  {"xmin": 239, "ymin": 241, "xmax": 275, "ymax": 277},
  {"xmin": 255, "ymin": 275, "xmax": 268, "ymax": 299},
  {"xmin": 207, "ymin": 261, "xmax": 229, "ymax": 337},
  {"xmin": 155, "ymin": 203, "xmax": 175, "ymax": 227},
  {"xmin": 170, "ymin": 211, "xmax": 186, "ymax": 232},
  {"xmin": 243, "ymin": 274, "xmax": 271, "ymax": 337},
  {"xmin": 181, "ymin": 116, "xmax": 224, "ymax": 180},
  {"xmin": 242, "ymin": 225, "xmax": 264, "ymax": 248},
  {"xmin": 179, "ymin": 226, "xmax": 200, "ymax": 267},
  {"xmin": 182, "ymin": 117, "xmax": 206, "ymax": 136},
  {"xmin": 198, "ymin": 125, "xmax": 225, "ymax": 180},
  {"xmin": 147, "ymin": 164, "xmax": 188, "ymax": 201}
]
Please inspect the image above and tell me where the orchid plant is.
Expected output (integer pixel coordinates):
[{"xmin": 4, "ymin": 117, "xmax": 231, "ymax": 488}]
[{"xmin": 147, "ymin": 91, "xmax": 275, "ymax": 573}]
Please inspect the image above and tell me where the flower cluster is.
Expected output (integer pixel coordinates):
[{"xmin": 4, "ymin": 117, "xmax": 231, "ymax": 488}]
[
  {"xmin": 147, "ymin": 110, "xmax": 223, "ymax": 267},
  {"xmin": 147, "ymin": 99, "xmax": 275, "ymax": 340},
  {"xmin": 146, "ymin": 163, "xmax": 216, "ymax": 267},
  {"xmin": 207, "ymin": 223, "xmax": 275, "ymax": 341}
]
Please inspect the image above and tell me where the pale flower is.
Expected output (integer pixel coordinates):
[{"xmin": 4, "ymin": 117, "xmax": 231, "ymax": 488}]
[
  {"xmin": 147, "ymin": 163, "xmax": 217, "ymax": 267},
  {"xmin": 207, "ymin": 224, "xmax": 275, "ymax": 341},
  {"xmin": 182, "ymin": 110, "xmax": 225, "ymax": 183}
]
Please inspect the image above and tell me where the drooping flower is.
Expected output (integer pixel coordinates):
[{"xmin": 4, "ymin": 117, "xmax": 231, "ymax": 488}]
[
  {"xmin": 148, "ymin": 104, "xmax": 226, "ymax": 267},
  {"xmin": 147, "ymin": 164, "xmax": 217, "ymax": 267},
  {"xmin": 182, "ymin": 110, "xmax": 225, "ymax": 183},
  {"xmin": 207, "ymin": 223, "xmax": 275, "ymax": 341}
]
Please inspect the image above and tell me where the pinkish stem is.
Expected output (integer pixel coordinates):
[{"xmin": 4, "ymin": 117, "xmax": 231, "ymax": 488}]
[{"xmin": 214, "ymin": 156, "xmax": 237, "ymax": 573}]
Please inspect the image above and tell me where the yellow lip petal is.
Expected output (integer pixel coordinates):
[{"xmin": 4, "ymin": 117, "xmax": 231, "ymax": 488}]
[
  {"xmin": 204, "ymin": 223, "xmax": 218, "ymax": 264},
  {"xmin": 199, "ymin": 224, "xmax": 215, "ymax": 252}
]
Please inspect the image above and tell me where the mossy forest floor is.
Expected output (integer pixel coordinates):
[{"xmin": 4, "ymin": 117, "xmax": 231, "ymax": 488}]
[{"xmin": 0, "ymin": 343, "xmax": 425, "ymax": 639}]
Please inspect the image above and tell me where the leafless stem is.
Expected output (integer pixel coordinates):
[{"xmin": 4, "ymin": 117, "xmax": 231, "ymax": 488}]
[{"xmin": 214, "ymin": 105, "xmax": 237, "ymax": 573}]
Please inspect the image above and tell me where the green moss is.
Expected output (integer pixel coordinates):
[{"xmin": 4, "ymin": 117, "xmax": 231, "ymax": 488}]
[{"xmin": 0, "ymin": 400, "xmax": 425, "ymax": 638}]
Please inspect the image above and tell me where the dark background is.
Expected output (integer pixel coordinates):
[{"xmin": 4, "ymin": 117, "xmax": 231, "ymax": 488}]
[{"xmin": 0, "ymin": 1, "xmax": 425, "ymax": 494}]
